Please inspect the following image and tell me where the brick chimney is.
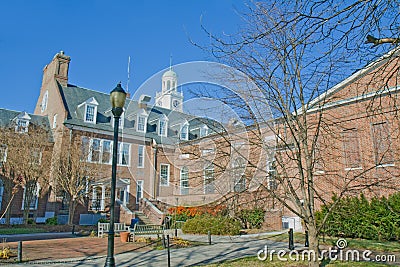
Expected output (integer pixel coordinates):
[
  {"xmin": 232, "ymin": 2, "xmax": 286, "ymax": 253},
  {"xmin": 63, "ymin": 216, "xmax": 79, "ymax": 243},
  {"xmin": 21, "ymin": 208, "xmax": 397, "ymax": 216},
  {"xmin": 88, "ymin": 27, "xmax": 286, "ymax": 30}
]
[
  {"xmin": 138, "ymin": 94, "xmax": 151, "ymax": 109},
  {"xmin": 42, "ymin": 51, "xmax": 71, "ymax": 87}
]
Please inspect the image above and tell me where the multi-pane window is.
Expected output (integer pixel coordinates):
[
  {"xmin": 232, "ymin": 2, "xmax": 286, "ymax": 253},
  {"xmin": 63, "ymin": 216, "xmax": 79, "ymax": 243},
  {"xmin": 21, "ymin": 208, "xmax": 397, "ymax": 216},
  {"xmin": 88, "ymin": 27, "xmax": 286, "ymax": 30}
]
[
  {"xmin": 90, "ymin": 139, "xmax": 101, "ymax": 162},
  {"xmin": 31, "ymin": 149, "xmax": 42, "ymax": 165},
  {"xmin": 180, "ymin": 167, "xmax": 189, "ymax": 195},
  {"xmin": 119, "ymin": 143, "xmax": 130, "ymax": 166},
  {"xmin": 102, "ymin": 140, "xmax": 112, "ymax": 164},
  {"xmin": 342, "ymin": 129, "xmax": 362, "ymax": 169},
  {"xmin": 267, "ymin": 160, "xmax": 277, "ymax": 190},
  {"xmin": 204, "ymin": 164, "xmax": 215, "ymax": 194},
  {"xmin": 180, "ymin": 123, "xmax": 189, "ymax": 140},
  {"xmin": 85, "ymin": 105, "xmax": 96, "ymax": 123},
  {"xmin": 372, "ymin": 122, "xmax": 394, "ymax": 165},
  {"xmin": 15, "ymin": 119, "xmax": 29, "ymax": 133},
  {"xmin": 81, "ymin": 137, "xmax": 90, "ymax": 161},
  {"xmin": 0, "ymin": 145, "xmax": 7, "ymax": 167},
  {"xmin": 160, "ymin": 164, "xmax": 170, "ymax": 186},
  {"xmin": 233, "ymin": 157, "xmax": 246, "ymax": 193},
  {"xmin": 41, "ymin": 91, "xmax": 48, "ymax": 113},
  {"xmin": 22, "ymin": 182, "xmax": 40, "ymax": 210},
  {"xmin": 137, "ymin": 116, "xmax": 147, "ymax": 132},
  {"xmin": 159, "ymin": 120, "xmax": 167, "ymax": 136},
  {"xmin": 200, "ymin": 125, "xmax": 209, "ymax": 137},
  {"xmin": 136, "ymin": 180, "xmax": 143, "ymax": 204},
  {"xmin": 52, "ymin": 114, "xmax": 58, "ymax": 129},
  {"xmin": 138, "ymin": 145, "xmax": 145, "ymax": 168}
]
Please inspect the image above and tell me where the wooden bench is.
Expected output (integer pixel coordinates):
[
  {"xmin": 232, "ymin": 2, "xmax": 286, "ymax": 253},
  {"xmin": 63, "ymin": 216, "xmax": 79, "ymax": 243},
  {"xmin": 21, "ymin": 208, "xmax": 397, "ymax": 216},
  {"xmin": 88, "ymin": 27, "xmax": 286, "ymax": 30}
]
[
  {"xmin": 129, "ymin": 224, "xmax": 164, "ymax": 241},
  {"xmin": 98, "ymin": 222, "xmax": 129, "ymax": 238}
]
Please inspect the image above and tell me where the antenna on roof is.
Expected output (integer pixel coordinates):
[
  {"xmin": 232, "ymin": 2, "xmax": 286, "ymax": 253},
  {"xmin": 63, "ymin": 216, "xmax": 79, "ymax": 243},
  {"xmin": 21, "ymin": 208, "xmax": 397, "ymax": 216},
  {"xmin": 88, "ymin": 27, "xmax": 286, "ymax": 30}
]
[
  {"xmin": 126, "ymin": 56, "xmax": 131, "ymax": 93},
  {"xmin": 169, "ymin": 53, "xmax": 172, "ymax": 71}
]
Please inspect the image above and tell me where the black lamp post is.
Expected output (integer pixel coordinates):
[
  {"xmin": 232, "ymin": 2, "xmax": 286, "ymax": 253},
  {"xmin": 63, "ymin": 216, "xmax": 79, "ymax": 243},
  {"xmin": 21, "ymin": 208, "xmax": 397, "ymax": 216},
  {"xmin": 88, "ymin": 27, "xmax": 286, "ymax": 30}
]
[{"xmin": 104, "ymin": 83, "xmax": 127, "ymax": 267}]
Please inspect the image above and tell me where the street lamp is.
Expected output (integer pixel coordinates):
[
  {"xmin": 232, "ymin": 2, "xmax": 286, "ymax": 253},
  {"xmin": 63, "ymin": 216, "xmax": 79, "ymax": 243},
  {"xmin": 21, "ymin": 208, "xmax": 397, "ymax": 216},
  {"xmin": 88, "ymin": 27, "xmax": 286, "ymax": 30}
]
[{"xmin": 105, "ymin": 83, "xmax": 127, "ymax": 267}]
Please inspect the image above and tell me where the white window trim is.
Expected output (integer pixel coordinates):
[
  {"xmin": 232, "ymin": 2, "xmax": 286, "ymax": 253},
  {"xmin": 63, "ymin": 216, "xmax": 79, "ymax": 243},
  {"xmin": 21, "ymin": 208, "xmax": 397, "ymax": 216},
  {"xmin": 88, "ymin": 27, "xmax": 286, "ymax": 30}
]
[
  {"xmin": 200, "ymin": 125, "xmax": 209, "ymax": 138},
  {"xmin": 0, "ymin": 145, "xmax": 7, "ymax": 164},
  {"xmin": 118, "ymin": 142, "xmax": 131, "ymax": 166},
  {"xmin": 84, "ymin": 104, "xmax": 97, "ymax": 124},
  {"xmin": 52, "ymin": 114, "xmax": 58, "ymax": 129},
  {"xmin": 136, "ymin": 114, "xmax": 148, "ymax": 133},
  {"xmin": 160, "ymin": 164, "xmax": 170, "ymax": 186},
  {"xmin": 203, "ymin": 165, "xmax": 215, "ymax": 194},
  {"xmin": 180, "ymin": 122, "xmax": 189, "ymax": 140},
  {"xmin": 15, "ymin": 119, "xmax": 30, "ymax": 133},
  {"xmin": 89, "ymin": 138, "xmax": 102, "ymax": 163},
  {"xmin": 136, "ymin": 180, "xmax": 144, "ymax": 204},
  {"xmin": 158, "ymin": 116, "xmax": 169, "ymax": 137},
  {"xmin": 138, "ymin": 145, "xmax": 145, "ymax": 168},
  {"xmin": 101, "ymin": 140, "xmax": 113, "ymax": 165},
  {"xmin": 41, "ymin": 90, "xmax": 48, "ymax": 113},
  {"xmin": 21, "ymin": 183, "xmax": 40, "ymax": 210},
  {"xmin": 180, "ymin": 167, "xmax": 189, "ymax": 195}
]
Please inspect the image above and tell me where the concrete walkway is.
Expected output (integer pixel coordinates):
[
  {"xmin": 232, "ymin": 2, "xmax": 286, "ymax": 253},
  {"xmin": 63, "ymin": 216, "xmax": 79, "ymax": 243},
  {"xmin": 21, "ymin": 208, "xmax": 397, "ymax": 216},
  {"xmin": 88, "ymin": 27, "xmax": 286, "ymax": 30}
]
[{"xmin": 10, "ymin": 231, "xmax": 293, "ymax": 267}]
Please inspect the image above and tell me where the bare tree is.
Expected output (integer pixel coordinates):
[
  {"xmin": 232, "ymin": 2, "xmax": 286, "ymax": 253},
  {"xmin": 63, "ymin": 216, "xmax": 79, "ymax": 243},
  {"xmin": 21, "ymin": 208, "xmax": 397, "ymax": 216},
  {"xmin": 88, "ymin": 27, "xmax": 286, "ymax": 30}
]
[
  {"xmin": 189, "ymin": 1, "xmax": 399, "ymax": 266},
  {"xmin": 0, "ymin": 122, "xmax": 52, "ymax": 224},
  {"xmin": 54, "ymin": 132, "xmax": 103, "ymax": 225}
]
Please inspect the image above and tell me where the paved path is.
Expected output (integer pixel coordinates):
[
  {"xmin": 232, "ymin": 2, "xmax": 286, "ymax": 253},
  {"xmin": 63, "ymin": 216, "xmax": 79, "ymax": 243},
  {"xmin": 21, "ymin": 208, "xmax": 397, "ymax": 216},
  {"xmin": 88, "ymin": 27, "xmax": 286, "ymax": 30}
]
[{"xmin": 10, "ymin": 232, "xmax": 292, "ymax": 267}]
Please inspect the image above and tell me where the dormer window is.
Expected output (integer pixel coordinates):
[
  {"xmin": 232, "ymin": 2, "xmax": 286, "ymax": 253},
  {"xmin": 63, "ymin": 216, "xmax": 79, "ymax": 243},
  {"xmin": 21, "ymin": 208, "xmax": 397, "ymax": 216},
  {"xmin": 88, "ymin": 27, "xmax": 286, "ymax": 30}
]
[
  {"xmin": 79, "ymin": 97, "xmax": 99, "ymax": 124},
  {"xmin": 136, "ymin": 109, "xmax": 148, "ymax": 133},
  {"xmin": 16, "ymin": 119, "xmax": 29, "ymax": 133},
  {"xmin": 158, "ymin": 115, "xmax": 168, "ymax": 137},
  {"xmin": 180, "ymin": 121, "xmax": 189, "ymax": 140},
  {"xmin": 200, "ymin": 125, "xmax": 209, "ymax": 137},
  {"xmin": 15, "ymin": 112, "xmax": 31, "ymax": 133},
  {"xmin": 85, "ymin": 105, "xmax": 96, "ymax": 123}
]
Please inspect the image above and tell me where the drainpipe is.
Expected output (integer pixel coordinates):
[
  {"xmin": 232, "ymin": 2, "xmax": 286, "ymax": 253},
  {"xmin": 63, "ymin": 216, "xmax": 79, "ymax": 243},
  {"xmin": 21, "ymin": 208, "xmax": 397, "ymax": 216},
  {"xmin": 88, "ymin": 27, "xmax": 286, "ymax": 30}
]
[{"xmin": 152, "ymin": 139, "xmax": 158, "ymax": 199}]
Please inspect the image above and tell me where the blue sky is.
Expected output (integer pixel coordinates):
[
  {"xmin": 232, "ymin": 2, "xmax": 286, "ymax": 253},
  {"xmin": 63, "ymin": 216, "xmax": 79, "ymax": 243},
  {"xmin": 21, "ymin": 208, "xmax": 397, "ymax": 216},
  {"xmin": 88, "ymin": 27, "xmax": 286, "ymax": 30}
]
[{"xmin": 0, "ymin": 0, "xmax": 246, "ymax": 112}]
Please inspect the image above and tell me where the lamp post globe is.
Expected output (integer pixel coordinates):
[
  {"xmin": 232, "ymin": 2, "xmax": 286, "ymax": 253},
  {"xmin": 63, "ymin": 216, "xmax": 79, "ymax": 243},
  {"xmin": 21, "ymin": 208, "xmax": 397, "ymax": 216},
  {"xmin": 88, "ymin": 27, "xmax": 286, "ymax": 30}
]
[{"xmin": 104, "ymin": 83, "xmax": 126, "ymax": 267}]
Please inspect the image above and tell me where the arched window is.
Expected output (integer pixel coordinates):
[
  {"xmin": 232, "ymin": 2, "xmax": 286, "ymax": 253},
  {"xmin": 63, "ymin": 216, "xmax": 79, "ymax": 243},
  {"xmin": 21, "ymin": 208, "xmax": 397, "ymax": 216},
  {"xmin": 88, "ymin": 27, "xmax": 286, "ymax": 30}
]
[
  {"xmin": 180, "ymin": 167, "xmax": 189, "ymax": 195},
  {"xmin": 180, "ymin": 122, "xmax": 189, "ymax": 140},
  {"xmin": 167, "ymin": 80, "xmax": 171, "ymax": 91},
  {"xmin": 204, "ymin": 164, "xmax": 215, "ymax": 194}
]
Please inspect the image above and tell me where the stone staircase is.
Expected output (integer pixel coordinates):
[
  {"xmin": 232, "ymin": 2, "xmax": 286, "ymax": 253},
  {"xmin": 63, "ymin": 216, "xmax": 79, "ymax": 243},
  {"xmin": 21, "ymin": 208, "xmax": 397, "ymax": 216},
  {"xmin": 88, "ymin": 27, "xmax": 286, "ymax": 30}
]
[{"xmin": 135, "ymin": 211, "xmax": 153, "ymax": 225}]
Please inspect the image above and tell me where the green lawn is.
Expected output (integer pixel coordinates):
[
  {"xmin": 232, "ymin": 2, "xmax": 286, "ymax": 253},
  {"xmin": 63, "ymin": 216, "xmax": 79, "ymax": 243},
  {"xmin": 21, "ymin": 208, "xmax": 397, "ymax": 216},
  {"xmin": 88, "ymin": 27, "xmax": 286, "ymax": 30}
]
[
  {"xmin": 202, "ymin": 256, "xmax": 389, "ymax": 267},
  {"xmin": 262, "ymin": 232, "xmax": 400, "ymax": 253},
  {"xmin": 0, "ymin": 227, "xmax": 45, "ymax": 235}
]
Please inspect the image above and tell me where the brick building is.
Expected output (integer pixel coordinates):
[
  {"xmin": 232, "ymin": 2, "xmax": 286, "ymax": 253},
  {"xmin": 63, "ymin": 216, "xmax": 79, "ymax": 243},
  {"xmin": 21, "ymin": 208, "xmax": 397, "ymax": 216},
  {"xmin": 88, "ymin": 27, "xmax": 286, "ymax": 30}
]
[{"xmin": 0, "ymin": 48, "xmax": 399, "ymax": 228}]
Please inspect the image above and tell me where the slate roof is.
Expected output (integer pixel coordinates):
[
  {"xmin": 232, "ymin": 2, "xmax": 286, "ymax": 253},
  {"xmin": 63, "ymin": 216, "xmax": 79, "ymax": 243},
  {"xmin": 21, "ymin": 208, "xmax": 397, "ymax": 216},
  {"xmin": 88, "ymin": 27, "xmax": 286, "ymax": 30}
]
[
  {"xmin": 59, "ymin": 84, "xmax": 222, "ymax": 144},
  {"xmin": 0, "ymin": 108, "xmax": 53, "ymax": 141}
]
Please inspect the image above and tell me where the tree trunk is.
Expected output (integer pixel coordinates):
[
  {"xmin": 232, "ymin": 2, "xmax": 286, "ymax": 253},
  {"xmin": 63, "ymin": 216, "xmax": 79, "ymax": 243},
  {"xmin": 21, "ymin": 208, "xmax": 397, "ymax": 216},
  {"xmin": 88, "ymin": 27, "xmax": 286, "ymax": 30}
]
[
  {"xmin": 68, "ymin": 198, "xmax": 77, "ymax": 225},
  {"xmin": 307, "ymin": 223, "xmax": 320, "ymax": 267}
]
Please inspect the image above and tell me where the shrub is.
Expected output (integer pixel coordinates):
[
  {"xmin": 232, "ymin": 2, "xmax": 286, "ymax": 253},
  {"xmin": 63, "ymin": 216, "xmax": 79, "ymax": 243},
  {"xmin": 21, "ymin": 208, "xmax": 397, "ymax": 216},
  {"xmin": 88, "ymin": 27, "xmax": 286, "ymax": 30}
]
[
  {"xmin": 97, "ymin": 218, "xmax": 109, "ymax": 223},
  {"xmin": 182, "ymin": 214, "xmax": 241, "ymax": 235},
  {"xmin": 45, "ymin": 217, "xmax": 58, "ymax": 225},
  {"xmin": 316, "ymin": 193, "xmax": 400, "ymax": 241},
  {"xmin": 27, "ymin": 218, "xmax": 35, "ymax": 225},
  {"xmin": 237, "ymin": 208, "xmax": 265, "ymax": 229}
]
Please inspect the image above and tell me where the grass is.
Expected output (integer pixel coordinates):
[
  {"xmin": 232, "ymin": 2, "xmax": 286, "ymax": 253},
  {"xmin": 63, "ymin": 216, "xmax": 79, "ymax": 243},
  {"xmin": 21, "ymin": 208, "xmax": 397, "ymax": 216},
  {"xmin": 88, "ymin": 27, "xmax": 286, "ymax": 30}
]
[
  {"xmin": 262, "ymin": 232, "xmax": 400, "ymax": 252},
  {"xmin": 0, "ymin": 227, "xmax": 45, "ymax": 235},
  {"xmin": 202, "ymin": 256, "xmax": 389, "ymax": 267}
]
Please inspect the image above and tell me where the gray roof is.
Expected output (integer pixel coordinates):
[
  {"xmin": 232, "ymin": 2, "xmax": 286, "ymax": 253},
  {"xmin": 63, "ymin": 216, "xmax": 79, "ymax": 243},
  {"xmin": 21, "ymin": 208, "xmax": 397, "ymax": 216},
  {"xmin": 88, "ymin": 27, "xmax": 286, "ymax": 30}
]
[
  {"xmin": 0, "ymin": 108, "xmax": 53, "ymax": 141},
  {"xmin": 59, "ymin": 84, "xmax": 222, "ymax": 144}
]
